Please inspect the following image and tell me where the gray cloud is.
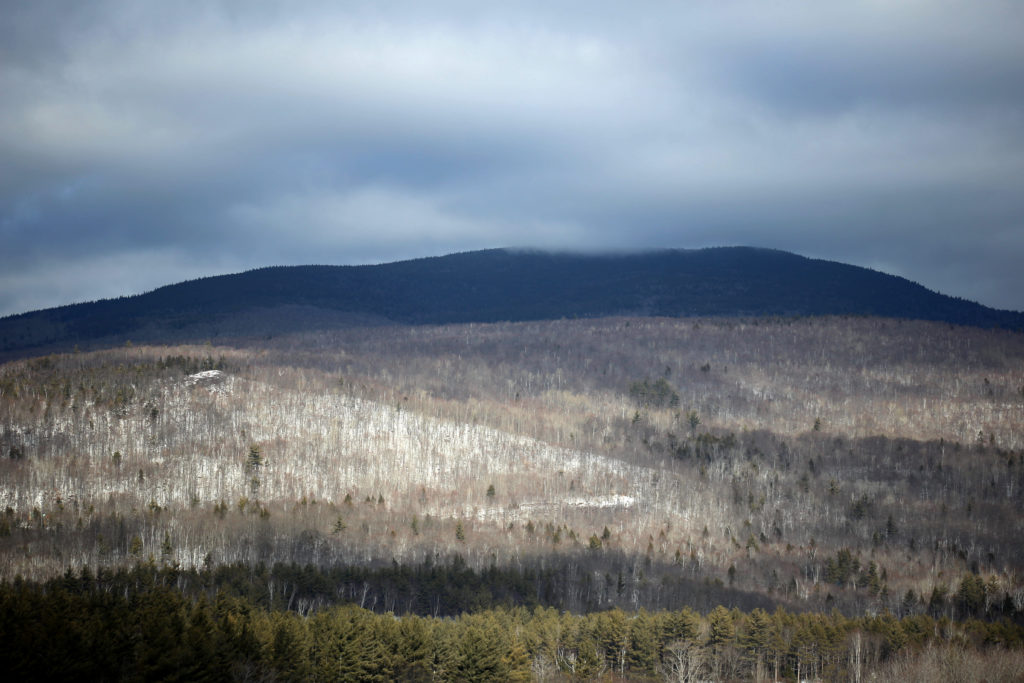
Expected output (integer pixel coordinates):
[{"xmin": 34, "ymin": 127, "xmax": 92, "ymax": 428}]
[{"xmin": 2, "ymin": 0, "xmax": 1023, "ymax": 316}]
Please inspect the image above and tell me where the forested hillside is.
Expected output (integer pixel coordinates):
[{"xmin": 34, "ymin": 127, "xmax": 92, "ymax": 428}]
[
  {"xmin": 2, "ymin": 315, "xmax": 1024, "ymax": 680},
  {"xmin": 3, "ymin": 247, "xmax": 1022, "ymax": 359}
]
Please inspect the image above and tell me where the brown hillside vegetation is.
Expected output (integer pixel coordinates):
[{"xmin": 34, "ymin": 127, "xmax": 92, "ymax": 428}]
[
  {"xmin": 6, "ymin": 315, "xmax": 1024, "ymax": 679},
  {"xmin": 1, "ymin": 315, "xmax": 1024, "ymax": 680}
]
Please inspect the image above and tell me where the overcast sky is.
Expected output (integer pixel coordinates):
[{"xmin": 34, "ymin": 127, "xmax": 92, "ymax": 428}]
[{"xmin": 2, "ymin": 1, "xmax": 1023, "ymax": 317}]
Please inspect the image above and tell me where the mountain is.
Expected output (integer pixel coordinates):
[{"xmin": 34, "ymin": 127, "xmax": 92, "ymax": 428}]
[
  {"xmin": 4, "ymin": 252, "xmax": 1024, "ymax": 679},
  {"xmin": 2, "ymin": 246, "xmax": 1021, "ymax": 358}
]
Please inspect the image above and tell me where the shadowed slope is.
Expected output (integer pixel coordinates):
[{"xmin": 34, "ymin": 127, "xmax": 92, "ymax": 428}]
[{"xmin": 2, "ymin": 247, "xmax": 1021, "ymax": 357}]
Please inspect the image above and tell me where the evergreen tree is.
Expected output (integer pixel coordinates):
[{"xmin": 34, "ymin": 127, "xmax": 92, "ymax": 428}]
[
  {"xmin": 594, "ymin": 608, "xmax": 629, "ymax": 675},
  {"xmin": 160, "ymin": 532, "xmax": 173, "ymax": 561},
  {"xmin": 627, "ymin": 609, "xmax": 661, "ymax": 676},
  {"xmin": 246, "ymin": 445, "xmax": 263, "ymax": 496},
  {"xmin": 182, "ymin": 596, "xmax": 219, "ymax": 683},
  {"xmin": 246, "ymin": 445, "xmax": 262, "ymax": 472},
  {"xmin": 957, "ymin": 573, "xmax": 987, "ymax": 617},
  {"xmin": 707, "ymin": 605, "xmax": 736, "ymax": 680},
  {"xmin": 455, "ymin": 614, "xmax": 509, "ymax": 682},
  {"xmin": 741, "ymin": 608, "xmax": 772, "ymax": 677},
  {"xmin": 269, "ymin": 612, "xmax": 311, "ymax": 681},
  {"xmin": 394, "ymin": 616, "xmax": 433, "ymax": 681},
  {"xmin": 664, "ymin": 606, "xmax": 701, "ymax": 644}
]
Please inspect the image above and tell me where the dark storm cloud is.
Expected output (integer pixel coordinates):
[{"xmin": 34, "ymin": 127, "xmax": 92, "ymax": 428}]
[{"xmin": 2, "ymin": 0, "xmax": 1024, "ymax": 316}]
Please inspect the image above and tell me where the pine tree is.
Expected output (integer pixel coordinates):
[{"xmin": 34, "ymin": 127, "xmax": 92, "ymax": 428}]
[
  {"xmin": 665, "ymin": 606, "xmax": 701, "ymax": 643},
  {"xmin": 707, "ymin": 605, "xmax": 736, "ymax": 679},
  {"xmin": 161, "ymin": 532, "xmax": 173, "ymax": 561},
  {"xmin": 394, "ymin": 616, "xmax": 433, "ymax": 681},
  {"xmin": 455, "ymin": 615, "xmax": 509, "ymax": 682},
  {"xmin": 594, "ymin": 608, "xmax": 628, "ymax": 675},
  {"xmin": 626, "ymin": 609, "xmax": 660, "ymax": 676},
  {"xmin": 270, "ymin": 612, "xmax": 311, "ymax": 681},
  {"xmin": 246, "ymin": 445, "xmax": 262, "ymax": 496},
  {"xmin": 741, "ymin": 608, "xmax": 772, "ymax": 678},
  {"xmin": 246, "ymin": 445, "xmax": 262, "ymax": 472}
]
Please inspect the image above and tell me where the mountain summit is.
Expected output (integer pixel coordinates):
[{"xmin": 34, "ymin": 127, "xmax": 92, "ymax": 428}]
[{"xmin": 2, "ymin": 247, "xmax": 1021, "ymax": 357}]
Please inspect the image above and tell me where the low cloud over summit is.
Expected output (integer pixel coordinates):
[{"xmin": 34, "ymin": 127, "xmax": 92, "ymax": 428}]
[{"xmin": 3, "ymin": 1, "xmax": 1023, "ymax": 315}]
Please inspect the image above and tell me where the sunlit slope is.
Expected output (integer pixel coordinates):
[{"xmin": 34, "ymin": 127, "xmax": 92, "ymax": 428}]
[{"xmin": 1, "ymin": 316, "xmax": 1022, "ymax": 616}]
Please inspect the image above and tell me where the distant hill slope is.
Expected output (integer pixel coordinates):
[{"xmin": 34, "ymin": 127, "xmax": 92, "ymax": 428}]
[{"xmin": 2, "ymin": 247, "xmax": 1022, "ymax": 358}]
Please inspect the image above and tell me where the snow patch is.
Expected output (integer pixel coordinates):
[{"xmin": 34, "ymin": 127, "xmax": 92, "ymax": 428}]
[
  {"xmin": 519, "ymin": 494, "xmax": 635, "ymax": 514},
  {"xmin": 185, "ymin": 370, "xmax": 226, "ymax": 387},
  {"xmin": 467, "ymin": 495, "xmax": 636, "ymax": 522}
]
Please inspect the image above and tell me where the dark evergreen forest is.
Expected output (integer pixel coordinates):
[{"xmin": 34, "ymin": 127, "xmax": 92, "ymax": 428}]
[
  {"xmin": 3, "ymin": 562, "xmax": 1023, "ymax": 682},
  {"xmin": 3, "ymin": 247, "xmax": 1022, "ymax": 359}
]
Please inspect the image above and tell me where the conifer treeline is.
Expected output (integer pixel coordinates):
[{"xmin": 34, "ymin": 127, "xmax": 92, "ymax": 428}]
[{"xmin": 1, "ymin": 562, "xmax": 1023, "ymax": 681}]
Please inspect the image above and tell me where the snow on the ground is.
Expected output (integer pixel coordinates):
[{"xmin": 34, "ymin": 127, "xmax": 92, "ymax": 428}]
[{"xmin": 185, "ymin": 370, "xmax": 227, "ymax": 387}]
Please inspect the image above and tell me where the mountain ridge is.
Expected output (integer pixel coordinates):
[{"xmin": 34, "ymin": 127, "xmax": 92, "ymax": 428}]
[{"xmin": 2, "ymin": 246, "xmax": 1021, "ymax": 358}]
